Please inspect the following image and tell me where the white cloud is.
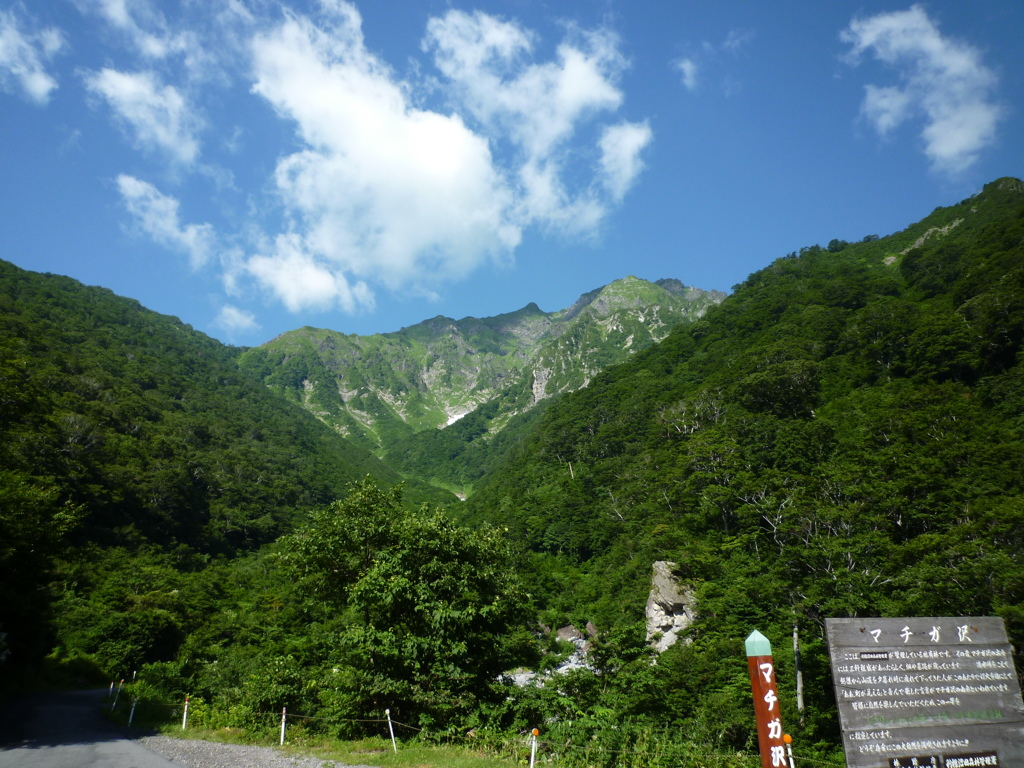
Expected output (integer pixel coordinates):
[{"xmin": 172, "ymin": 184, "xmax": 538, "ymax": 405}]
[
  {"xmin": 861, "ymin": 84, "xmax": 913, "ymax": 134},
  {"xmin": 722, "ymin": 28, "xmax": 755, "ymax": 54},
  {"xmin": 425, "ymin": 10, "xmax": 639, "ymax": 229},
  {"xmin": 516, "ymin": 159, "xmax": 605, "ymax": 236},
  {"xmin": 85, "ymin": 2, "xmax": 649, "ymax": 320},
  {"xmin": 78, "ymin": 0, "xmax": 212, "ymax": 75},
  {"xmin": 673, "ymin": 57, "xmax": 698, "ymax": 91},
  {"xmin": 241, "ymin": 5, "xmax": 649, "ymax": 315},
  {"xmin": 0, "ymin": 7, "xmax": 65, "ymax": 104},
  {"xmin": 116, "ymin": 174, "xmax": 215, "ymax": 268},
  {"xmin": 670, "ymin": 28, "xmax": 752, "ymax": 96},
  {"xmin": 841, "ymin": 4, "xmax": 1003, "ymax": 174},
  {"xmin": 427, "ymin": 13, "xmax": 624, "ymax": 158},
  {"xmin": 213, "ymin": 304, "xmax": 259, "ymax": 337},
  {"xmin": 599, "ymin": 121, "xmax": 652, "ymax": 202},
  {"xmin": 246, "ymin": 234, "xmax": 375, "ymax": 314},
  {"xmin": 90, "ymin": 0, "xmax": 165, "ymax": 54},
  {"xmin": 85, "ymin": 68, "xmax": 202, "ymax": 164},
  {"xmin": 247, "ymin": 2, "xmax": 526, "ymax": 310}
]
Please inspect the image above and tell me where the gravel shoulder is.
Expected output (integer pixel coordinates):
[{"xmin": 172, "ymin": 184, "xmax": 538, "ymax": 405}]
[
  {"xmin": 138, "ymin": 734, "xmax": 374, "ymax": 768},
  {"xmin": 0, "ymin": 688, "xmax": 375, "ymax": 768}
]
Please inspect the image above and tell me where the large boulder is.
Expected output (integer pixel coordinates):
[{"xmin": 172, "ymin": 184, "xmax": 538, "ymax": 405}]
[{"xmin": 645, "ymin": 561, "xmax": 695, "ymax": 652}]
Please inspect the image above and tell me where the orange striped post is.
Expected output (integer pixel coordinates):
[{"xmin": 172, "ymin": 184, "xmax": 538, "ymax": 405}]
[{"xmin": 746, "ymin": 630, "xmax": 789, "ymax": 768}]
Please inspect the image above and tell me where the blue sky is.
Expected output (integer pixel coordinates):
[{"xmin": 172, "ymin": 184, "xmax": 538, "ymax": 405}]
[{"xmin": 2, "ymin": 1, "xmax": 1022, "ymax": 345}]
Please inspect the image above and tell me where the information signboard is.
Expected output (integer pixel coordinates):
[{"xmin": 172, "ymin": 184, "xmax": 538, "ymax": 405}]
[{"xmin": 825, "ymin": 617, "xmax": 1024, "ymax": 768}]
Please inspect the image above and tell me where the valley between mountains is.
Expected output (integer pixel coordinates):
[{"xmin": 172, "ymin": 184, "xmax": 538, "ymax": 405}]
[
  {"xmin": 2, "ymin": 178, "xmax": 1024, "ymax": 765},
  {"xmin": 239, "ymin": 276, "xmax": 725, "ymax": 493}
]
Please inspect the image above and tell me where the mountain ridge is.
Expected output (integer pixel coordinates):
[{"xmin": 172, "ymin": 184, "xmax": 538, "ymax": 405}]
[{"xmin": 238, "ymin": 276, "xmax": 726, "ymax": 478}]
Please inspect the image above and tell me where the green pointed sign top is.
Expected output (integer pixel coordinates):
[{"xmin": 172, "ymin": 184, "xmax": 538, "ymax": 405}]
[{"xmin": 745, "ymin": 629, "xmax": 772, "ymax": 657}]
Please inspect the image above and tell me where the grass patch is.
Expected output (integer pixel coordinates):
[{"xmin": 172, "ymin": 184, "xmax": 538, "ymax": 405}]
[
  {"xmin": 289, "ymin": 737, "xmax": 521, "ymax": 767},
  {"xmin": 143, "ymin": 728, "xmax": 522, "ymax": 767}
]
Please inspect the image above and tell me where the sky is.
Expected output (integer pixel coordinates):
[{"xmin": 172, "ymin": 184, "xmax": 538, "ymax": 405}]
[{"xmin": 2, "ymin": 1, "xmax": 1023, "ymax": 346}]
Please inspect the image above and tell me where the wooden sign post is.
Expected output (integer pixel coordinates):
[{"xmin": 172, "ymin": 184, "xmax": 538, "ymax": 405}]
[{"xmin": 746, "ymin": 630, "xmax": 791, "ymax": 768}]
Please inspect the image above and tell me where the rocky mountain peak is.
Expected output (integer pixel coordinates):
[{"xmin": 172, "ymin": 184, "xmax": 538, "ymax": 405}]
[{"xmin": 238, "ymin": 276, "xmax": 726, "ymax": 485}]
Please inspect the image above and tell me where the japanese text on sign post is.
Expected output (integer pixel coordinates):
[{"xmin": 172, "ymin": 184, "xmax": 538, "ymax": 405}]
[{"xmin": 746, "ymin": 630, "xmax": 790, "ymax": 768}]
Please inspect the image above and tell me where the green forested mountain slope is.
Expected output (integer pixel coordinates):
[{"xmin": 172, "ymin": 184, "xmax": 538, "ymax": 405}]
[
  {"xmin": 462, "ymin": 178, "xmax": 1024, "ymax": 741},
  {"xmin": 0, "ymin": 260, "xmax": 435, "ymax": 674},
  {"xmin": 238, "ymin": 277, "xmax": 724, "ymax": 490},
  {"xmin": 0, "ymin": 260, "xmax": 416, "ymax": 551},
  {"xmin": 5, "ymin": 179, "xmax": 1024, "ymax": 762}
]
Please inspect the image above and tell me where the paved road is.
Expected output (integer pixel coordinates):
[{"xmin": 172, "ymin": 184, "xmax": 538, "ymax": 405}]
[{"xmin": 0, "ymin": 688, "xmax": 183, "ymax": 768}]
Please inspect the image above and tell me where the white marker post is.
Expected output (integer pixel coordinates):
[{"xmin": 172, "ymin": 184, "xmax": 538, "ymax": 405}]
[
  {"xmin": 529, "ymin": 728, "xmax": 539, "ymax": 768},
  {"xmin": 280, "ymin": 707, "xmax": 287, "ymax": 746},
  {"xmin": 385, "ymin": 709, "xmax": 397, "ymax": 753},
  {"xmin": 182, "ymin": 696, "xmax": 190, "ymax": 730},
  {"xmin": 128, "ymin": 697, "xmax": 138, "ymax": 727}
]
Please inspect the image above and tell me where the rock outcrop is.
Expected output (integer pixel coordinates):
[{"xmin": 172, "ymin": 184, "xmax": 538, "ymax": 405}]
[
  {"xmin": 645, "ymin": 561, "xmax": 695, "ymax": 652},
  {"xmin": 512, "ymin": 623, "xmax": 593, "ymax": 686}
]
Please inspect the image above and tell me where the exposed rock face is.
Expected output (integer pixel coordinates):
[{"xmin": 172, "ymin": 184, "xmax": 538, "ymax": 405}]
[
  {"xmin": 645, "ymin": 561, "xmax": 695, "ymax": 652},
  {"xmin": 556, "ymin": 625, "xmax": 585, "ymax": 644},
  {"xmin": 240, "ymin": 276, "xmax": 726, "ymax": 458},
  {"xmin": 512, "ymin": 624, "xmax": 593, "ymax": 687}
]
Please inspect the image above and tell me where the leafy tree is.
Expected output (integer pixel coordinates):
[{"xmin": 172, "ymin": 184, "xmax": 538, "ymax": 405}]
[{"xmin": 280, "ymin": 479, "xmax": 534, "ymax": 728}]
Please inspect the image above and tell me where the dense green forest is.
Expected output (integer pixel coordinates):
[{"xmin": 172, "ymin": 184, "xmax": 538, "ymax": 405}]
[
  {"xmin": 461, "ymin": 177, "xmax": 1024, "ymax": 752},
  {"xmin": 2, "ymin": 177, "xmax": 1023, "ymax": 765},
  {"xmin": 0, "ymin": 263, "xmax": 448, "ymax": 683}
]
